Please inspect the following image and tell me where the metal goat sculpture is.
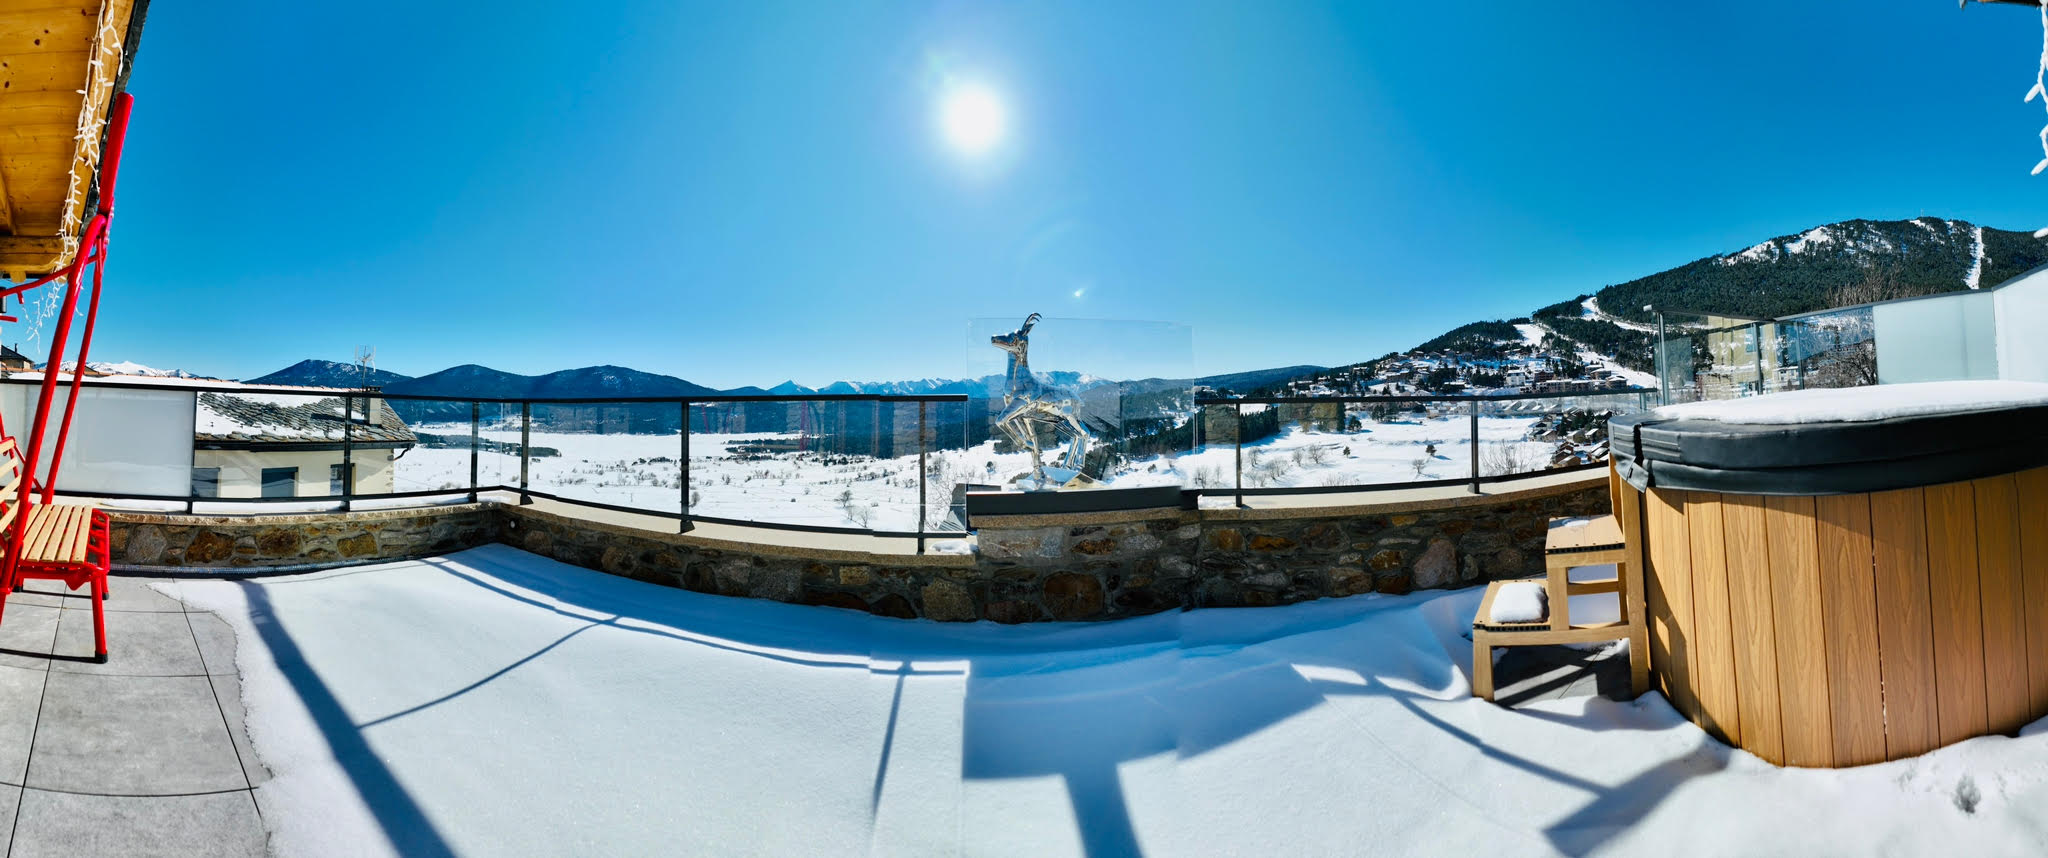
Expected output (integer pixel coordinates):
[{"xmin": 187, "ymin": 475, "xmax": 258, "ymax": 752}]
[{"xmin": 990, "ymin": 313, "xmax": 1092, "ymax": 489}]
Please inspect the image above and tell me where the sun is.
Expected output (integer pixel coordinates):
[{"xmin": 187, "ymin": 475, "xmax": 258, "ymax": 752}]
[{"xmin": 938, "ymin": 83, "xmax": 1007, "ymax": 156}]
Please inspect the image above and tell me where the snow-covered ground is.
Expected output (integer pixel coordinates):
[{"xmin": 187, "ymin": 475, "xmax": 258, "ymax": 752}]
[
  {"xmin": 1580, "ymin": 297, "xmax": 1658, "ymax": 334},
  {"xmin": 392, "ymin": 416, "xmax": 1562, "ymax": 530},
  {"xmin": 1514, "ymin": 321, "xmax": 1661, "ymax": 390},
  {"xmin": 169, "ymin": 544, "xmax": 2048, "ymax": 857}
]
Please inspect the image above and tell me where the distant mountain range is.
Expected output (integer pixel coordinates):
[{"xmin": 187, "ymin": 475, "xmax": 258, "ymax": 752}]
[
  {"xmin": 242, "ymin": 358, "xmax": 1323, "ymax": 404},
  {"xmin": 117, "ymin": 216, "xmax": 2048, "ymax": 405},
  {"xmin": 1261, "ymin": 215, "xmax": 2048, "ymax": 394},
  {"xmin": 1586, "ymin": 216, "xmax": 2046, "ymax": 324}
]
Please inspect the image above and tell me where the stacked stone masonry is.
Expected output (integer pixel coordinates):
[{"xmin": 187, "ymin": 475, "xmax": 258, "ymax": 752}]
[
  {"xmin": 105, "ymin": 475, "xmax": 1607, "ymax": 622},
  {"xmin": 110, "ymin": 505, "xmax": 501, "ymax": 570}
]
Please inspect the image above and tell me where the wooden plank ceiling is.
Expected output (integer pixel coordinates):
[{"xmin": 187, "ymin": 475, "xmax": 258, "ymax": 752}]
[{"xmin": 0, "ymin": 0, "xmax": 138, "ymax": 280}]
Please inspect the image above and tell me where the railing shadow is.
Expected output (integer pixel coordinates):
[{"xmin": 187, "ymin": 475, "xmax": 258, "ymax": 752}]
[
  {"xmin": 234, "ymin": 545, "xmax": 1728, "ymax": 857},
  {"xmin": 238, "ymin": 581, "xmax": 459, "ymax": 858}
]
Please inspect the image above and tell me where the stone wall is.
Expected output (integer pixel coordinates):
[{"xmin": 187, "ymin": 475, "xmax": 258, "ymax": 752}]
[
  {"xmin": 497, "ymin": 507, "xmax": 979, "ymax": 621},
  {"xmin": 110, "ymin": 504, "xmax": 500, "ymax": 571},
  {"xmin": 102, "ymin": 473, "xmax": 1609, "ymax": 622},
  {"xmin": 968, "ymin": 479, "xmax": 1609, "ymax": 618}
]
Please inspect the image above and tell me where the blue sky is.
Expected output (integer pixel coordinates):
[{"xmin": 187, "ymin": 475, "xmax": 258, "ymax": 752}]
[{"xmin": 74, "ymin": 1, "xmax": 2048, "ymax": 388}]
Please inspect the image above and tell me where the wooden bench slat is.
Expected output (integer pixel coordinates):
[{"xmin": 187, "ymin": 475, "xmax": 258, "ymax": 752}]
[
  {"xmin": 20, "ymin": 504, "xmax": 95, "ymax": 565},
  {"xmin": 21, "ymin": 504, "xmax": 56, "ymax": 558},
  {"xmin": 70, "ymin": 506, "xmax": 91, "ymax": 562},
  {"xmin": 58, "ymin": 506, "xmax": 86, "ymax": 563},
  {"xmin": 44, "ymin": 506, "xmax": 74, "ymax": 560},
  {"xmin": 64, "ymin": 506, "xmax": 88, "ymax": 563}
]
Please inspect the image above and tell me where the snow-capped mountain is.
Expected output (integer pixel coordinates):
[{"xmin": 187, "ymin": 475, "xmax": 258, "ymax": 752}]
[
  {"xmin": 246, "ymin": 358, "xmax": 409, "ymax": 388},
  {"xmin": 1264, "ymin": 216, "xmax": 2048, "ymax": 397},
  {"xmin": 46, "ymin": 360, "xmax": 206, "ymax": 379},
  {"xmin": 1595, "ymin": 216, "xmax": 2047, "ymax": 325}
]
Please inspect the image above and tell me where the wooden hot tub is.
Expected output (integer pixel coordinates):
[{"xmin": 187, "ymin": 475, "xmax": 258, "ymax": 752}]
[{"xmin": 1610, "ymin": 381, "xmax": 2048, "ymax": 767}]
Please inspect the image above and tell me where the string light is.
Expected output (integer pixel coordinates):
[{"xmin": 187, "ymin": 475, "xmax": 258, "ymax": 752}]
[
  {"xmin": 2030, "ymin": 1, "xmax": 2048, "ymax": 238},
  {"xmin": 21, "ymin": 7, "xmax": 125, "ymax": 350}
]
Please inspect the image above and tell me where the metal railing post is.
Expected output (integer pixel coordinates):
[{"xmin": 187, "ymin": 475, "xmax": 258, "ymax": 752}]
[
  {"xmin": 1468, "ymin": 399, "xmax": 1481, "ymax": 494},
  {"xmin": 187, "ymin": 392, "xmax": 197, "ymax": 515},
  {"xmin": 679, "ymin": 400, "xmax": 693, "ymax": 533},
  {"xmin": 341, "ymin": 394, "xmax": 354, "ymax": 512},
  {"xmin": 1752, "ymin": 322, "xmax": 1767, "ymax": 395},
  {"xmin": 1233, "ymin": 402, "xmax": 1244, "ymax": 508},
  {"xmin": 917, "ymin": 400, "xmax": 928, "ymax": 553},
  {"xmin": 1655, "ymin": 310, "xmax": 1669, "ymax": 406},
  {"xmin": 871, "ymin": 399, "xmax": 880, "ymax": 458},
  {"xmin": 468, "ymin": 401, "xmax": 480, "ymax": 503},
  {"xmin": 519, "ymin": 401, "xmax": 532, "ymax": 505}
]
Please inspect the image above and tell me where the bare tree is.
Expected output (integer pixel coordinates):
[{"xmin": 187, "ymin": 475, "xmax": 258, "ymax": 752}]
[
  {"xmin": 1480, "ymin": 442, "xmax": 1539, "ymax": 478},
  {"xmin": 1801, "ymin": 266, "xmax": 1905, "ymax": 389},
  {"xmin": 1824, "ymin": 264, "xmax": 1919, "ymax": 309}
]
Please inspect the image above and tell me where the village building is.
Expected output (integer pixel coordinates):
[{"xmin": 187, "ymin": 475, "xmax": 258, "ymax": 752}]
[{"xmin": 192, "ymin": 389, "xmax": 416, "ymax": 497}]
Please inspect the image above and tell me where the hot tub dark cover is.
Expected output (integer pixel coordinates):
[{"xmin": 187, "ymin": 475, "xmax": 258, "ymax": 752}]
[{"xmin": 1609, "ymin": 405, "xmax": 2048, "ymax": 496}]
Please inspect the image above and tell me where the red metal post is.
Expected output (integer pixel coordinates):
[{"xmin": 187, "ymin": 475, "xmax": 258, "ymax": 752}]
[
  {"xmin": 2, "ymin": 92, "xmax": 134, "ymax": 593},
  {"xmin": 43, "ymin": 94, "xmax": 132, "ymax": 503}
]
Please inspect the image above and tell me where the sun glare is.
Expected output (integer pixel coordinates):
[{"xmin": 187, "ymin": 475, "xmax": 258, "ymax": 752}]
[{"xmin": 939, "ymin": 83, "xmax": 1007, "ymax": 156}]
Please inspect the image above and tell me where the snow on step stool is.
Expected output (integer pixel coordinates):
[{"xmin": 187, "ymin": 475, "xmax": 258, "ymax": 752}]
[{"xmin": 1487, "ymin": 581, "xmax": 1548, "ymax": 625}]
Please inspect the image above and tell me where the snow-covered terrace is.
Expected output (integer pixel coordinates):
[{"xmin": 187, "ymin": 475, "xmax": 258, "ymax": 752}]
[{"xmin": 7, "ymin": 544, "xmax": 2045, "ymax": 856}]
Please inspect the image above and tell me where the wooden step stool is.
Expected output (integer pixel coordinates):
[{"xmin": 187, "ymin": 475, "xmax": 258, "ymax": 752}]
[{"xmin": 1472, "ymin": 463, "xmax": 1648, "ymax": 701}]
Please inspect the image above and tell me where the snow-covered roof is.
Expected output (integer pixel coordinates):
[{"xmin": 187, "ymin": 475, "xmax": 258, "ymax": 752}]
[{"xmin": 196, "ymin": 392, "xmax": 416, "ymax": 447}]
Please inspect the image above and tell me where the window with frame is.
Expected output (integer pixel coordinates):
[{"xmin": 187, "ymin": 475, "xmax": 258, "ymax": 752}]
[
  {"xmin": 261, "ymin": 467, "xmax": 298, "ymax": 498},
  {"xmin": 330, "ymin": 463, "xmax": 354, "ymax": 496},
  {"xmin": 191, "ymin": 467, "xmax": 220, "ymax": 498}
]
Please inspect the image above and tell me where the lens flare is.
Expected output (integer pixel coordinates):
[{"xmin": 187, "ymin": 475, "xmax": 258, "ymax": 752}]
[{"xmin": 939, "ymin": 83, "xmax": 1007, "ymax": 156}]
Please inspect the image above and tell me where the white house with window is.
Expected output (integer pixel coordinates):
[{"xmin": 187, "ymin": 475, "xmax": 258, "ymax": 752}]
[{"xmin": 192, "ymin": 391, "xmax": 416, "ymax": 498}]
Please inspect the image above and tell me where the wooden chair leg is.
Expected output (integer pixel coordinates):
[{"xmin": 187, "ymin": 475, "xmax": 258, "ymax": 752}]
[
  {"xmin": 1545, "ymin": 561, "xmax": 1571, "ymax": 631},
  {"xmin": 1472, "ymin": 632, "xmax": 1495, "ymax": 701},
  {"xmin": 1628, "ymin": 624, "xmax": 1649, "ymax": 696}
]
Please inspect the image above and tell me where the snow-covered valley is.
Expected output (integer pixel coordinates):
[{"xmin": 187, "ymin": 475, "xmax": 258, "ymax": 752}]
[{"xmin": 391, "ymin": 413, "xmax": 1575, "ymax": 531}]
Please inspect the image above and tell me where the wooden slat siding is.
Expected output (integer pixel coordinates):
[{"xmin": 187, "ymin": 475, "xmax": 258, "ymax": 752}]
[
  {"xmin": 1620, "ymin": 484, "xmax": 1651, "ymax": 695},
  {"xmin": 2019, "ymin": 468, "xmax": 2048, "ymax": 722},
  {"xmin": 1814, "ymin": 493, "xmax": 1885, "ymax": 767},
  {"xmin": 1924, "ymin": 481, "xmax": 1989, "ymax": 748},
  {"xmin": 1764, "ymin": 495, "xmax": 1832, "ymax": 767},
  {"xmin": 1686, "ymin": 493, "xmax": 1742, "ymax": 745},
  {"xmin": 1644, "ymin": 488, "xmax": 1696, "ymax": 715},
  {"xmin": 1870, "ymin": 488, "xmax": 1939, "ymax": 760},
  {"xmin": 0, "ymin": 6, "xmax": 100, "ymax": 57},
  {"xmin": 0, "ymin": 50, "xmax": 89, "ymax": 97},
  {"xmin": 1974, "ymin": 475, "xmax": 2030, "ymax": 735},
  {"xmin": 1721, "ymin": 496, "xmax": 1785, "ymax": 764}
]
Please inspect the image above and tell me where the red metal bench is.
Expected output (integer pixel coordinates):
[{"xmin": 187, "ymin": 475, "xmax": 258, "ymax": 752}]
[{"xmin": 0, "ymin": 437, "xmax": 111, "ymax": 662}]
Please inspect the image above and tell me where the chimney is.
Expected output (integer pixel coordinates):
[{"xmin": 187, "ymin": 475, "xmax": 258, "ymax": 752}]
[{"xmin": 356, "ymin": 385, "xmax": 383, "ymax": 424}]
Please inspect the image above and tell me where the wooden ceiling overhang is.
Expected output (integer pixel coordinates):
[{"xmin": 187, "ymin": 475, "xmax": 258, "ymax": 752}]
[{"xmin": 0, "ymin": 0, "xmax": 146, "ymax": 282}]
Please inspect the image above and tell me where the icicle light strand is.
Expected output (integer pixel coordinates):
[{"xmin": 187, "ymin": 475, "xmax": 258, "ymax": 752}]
[{"xmin": 2033, "ymin": 1, "xmax": 2048, "ymax": 238}]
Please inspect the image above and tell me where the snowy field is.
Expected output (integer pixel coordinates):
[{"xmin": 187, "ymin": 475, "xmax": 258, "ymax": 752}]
[
  {"xmin": 170, "ymin": 544, "xmax": 2048, "ymax": 857},
  {"xmin": 391, "ymin": 416, "xmax": 1559, "ymax": 530}
]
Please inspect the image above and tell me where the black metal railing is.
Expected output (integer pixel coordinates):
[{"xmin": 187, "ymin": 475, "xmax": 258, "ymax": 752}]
[
  {"xmin": 2, "ymin": 376, "xmax": 971, "ymax": 553},
  {"xmin": 1191, "ymin": 388, "xmax": 1655, "ymax": 507},
  {"xmin": 4, "ymin": 376, "xmax": 1656, "ymax": 544}
]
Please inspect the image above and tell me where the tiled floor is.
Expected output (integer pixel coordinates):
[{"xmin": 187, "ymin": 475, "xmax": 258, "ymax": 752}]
[{"xmin": 0, "ymin": 578, "xmax": 268, "ymax": 857}]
